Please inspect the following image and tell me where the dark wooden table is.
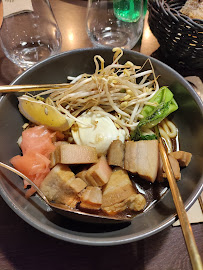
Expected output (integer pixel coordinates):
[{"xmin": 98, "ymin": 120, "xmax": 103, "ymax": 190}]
[{"xmin": 0, "ymin": 1, "xmax": 202, "ymax": 269}]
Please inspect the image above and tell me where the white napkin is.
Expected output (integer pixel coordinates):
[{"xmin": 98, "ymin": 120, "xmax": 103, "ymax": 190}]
[
  {"xmin": 173, "ymin": 199, "xmax": 203, "ymax": 226},
  {"xmin": 2, "ymin": 0, "xmax": 33, "ymax": 18}
]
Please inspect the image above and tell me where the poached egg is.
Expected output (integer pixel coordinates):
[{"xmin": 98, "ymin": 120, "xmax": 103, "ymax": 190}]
[{"xmin": 71, "ymin": 112, "xmax": 126, "ymax": 156}]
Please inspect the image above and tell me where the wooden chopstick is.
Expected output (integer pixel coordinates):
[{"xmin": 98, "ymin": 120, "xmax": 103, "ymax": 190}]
[
  {"xmin": 0, "ymin": 83, "xmax": 71, "ymax": 93},
  {"xmin": 198, "ymin": 193, "xmax": 203, "ymax": 213},
  {"xmin": 156, "ymin": 127, "xmax": 203, "ymax": 270}
]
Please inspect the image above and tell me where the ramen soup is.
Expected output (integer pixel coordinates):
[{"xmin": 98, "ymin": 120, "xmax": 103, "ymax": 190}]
[{"xmin": 10, "ymin": 48, "xmax": 192, "ymax": 218}]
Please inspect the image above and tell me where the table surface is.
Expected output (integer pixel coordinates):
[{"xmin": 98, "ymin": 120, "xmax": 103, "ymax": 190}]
[{"xmin": 0, "ymin": 1, "xmax": 202, "ymax": 270}]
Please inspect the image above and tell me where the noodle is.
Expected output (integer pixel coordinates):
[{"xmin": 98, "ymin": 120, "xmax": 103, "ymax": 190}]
[
  {"xmin": 159, "ymin": 126, "xmax": 173, "ymax": 153},
  {"xmin": 159, "ymin": 119, "xmax": 177, "ymax": 152},
  {"xmin": 161, "ymin": 119, "xmax": 177, "ymax": 138}
]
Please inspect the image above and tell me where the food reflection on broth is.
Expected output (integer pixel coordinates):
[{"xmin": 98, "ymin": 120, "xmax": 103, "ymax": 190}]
[{"xmin": 10, "ymin": 48, "xmax": 192, "ymax": 219}]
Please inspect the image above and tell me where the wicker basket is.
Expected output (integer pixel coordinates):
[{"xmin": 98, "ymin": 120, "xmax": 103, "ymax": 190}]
[{"xmin": 148, "ymin": 0, "xmax": 203, "ymax": 70}]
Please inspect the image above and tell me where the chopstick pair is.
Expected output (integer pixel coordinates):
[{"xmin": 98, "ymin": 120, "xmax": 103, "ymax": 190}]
[
  {"xmin": 155, "ymin": 126, "xmax": 202, "ymax": 270},
  {"xmin": 0, "ymin": 83, "xmax": 70, "ymax": 93}
]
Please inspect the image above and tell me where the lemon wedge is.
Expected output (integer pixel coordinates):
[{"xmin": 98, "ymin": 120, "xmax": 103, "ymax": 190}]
[{"xmin": 18, "ymin": 96, "xmax": 74, "ymax": 131}]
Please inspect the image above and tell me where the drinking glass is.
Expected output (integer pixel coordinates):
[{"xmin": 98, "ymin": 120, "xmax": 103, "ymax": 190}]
[
  {"xmin": 86, "ymin": 0, "xmax": 143, "ymax": 49},
  {"xmin": 0, "ymin": 0, "xmax": 62, "ymax": 69}
]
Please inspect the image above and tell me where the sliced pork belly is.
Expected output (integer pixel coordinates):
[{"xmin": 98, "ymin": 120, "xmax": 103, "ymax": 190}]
[
  {"xmin": 107, "ymin": 140, "xmax": 125, "ymax": 168},
  {"xmin": 101, "ymin": 168, "xmax": 146, "ymax": 215},
  {"xmin": 76, "ymin": 169, "xmax": 98, "ymax": 186},
  {"xmin": 59, "ymin": 193, "xmax": 81, "ymax": 208},
  {"xmin": 50, "ymin": 141, "xmax": 98, "ymax": 166},
  {"xmin": 157, "ymin": 153, "xmax": 181, "ymax": 181},
  {"xmin": 40, "ymin": 164, "xmax": 87, "ymax": 207},
  {"xmin": 85, "ymin": 156, "xmax": 112, "ymax": 187},
  {"xmin": 79, "ymin": 186, "xmax": 102, "ymax": 210},
  {"xmin": 124, "ymin": 140, "xmax": 159, "ymax": 183},
  {"xmin": 102, "ymin": 169, "xmax": 135, "ymax": 207},
  {"xmin": 60, "ymin": 144, "xmax": 98, "ymax": 164},
  {"xmin": 163, "ymin": 154, "xmax": 181, "ymax": 180},
  {"xmin": 50, "ymin": 141, "xmax": 64, "ymax": 168},
  {"xmin": 103, "ymin": 194, "xmax": 147, "ymax": 215},
  {"xmin": 169, "ymin": 151, "xmax": 192, "ymax": 167},
  {"xmin": 70, "ymin": 177, "xmax": 88, "ymax": 193},
  {"xmin": 76, "ymin": 170, "xmax": 89, "ymax": 185}
]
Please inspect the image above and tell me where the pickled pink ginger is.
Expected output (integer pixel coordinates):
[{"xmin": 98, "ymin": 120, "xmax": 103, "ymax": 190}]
[{"xmin": 10, "ymin": 125, "xmax": 56, "ymax": 197}]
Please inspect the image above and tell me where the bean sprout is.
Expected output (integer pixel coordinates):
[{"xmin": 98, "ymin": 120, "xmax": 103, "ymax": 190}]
[{"xmin": 35, "ymin": 48, "xmax": 160, "ymax": 137}]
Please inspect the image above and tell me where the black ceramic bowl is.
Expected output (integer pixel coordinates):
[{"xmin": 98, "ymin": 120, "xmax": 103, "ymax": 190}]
[{"xmin": 0, "ymin": 48, "xmax": 203, "ymax": 246}]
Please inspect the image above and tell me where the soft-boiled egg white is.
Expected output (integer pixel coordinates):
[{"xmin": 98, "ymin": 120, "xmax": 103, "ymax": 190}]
[{"xmin": 71, "ymin": 112, "xmax": 126, "ymax": 156}]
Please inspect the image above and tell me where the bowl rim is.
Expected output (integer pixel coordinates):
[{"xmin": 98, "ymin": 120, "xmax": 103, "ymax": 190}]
[{"xmin": 0, "ymin": 47, "xmax": 202, "ymax": 246}]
